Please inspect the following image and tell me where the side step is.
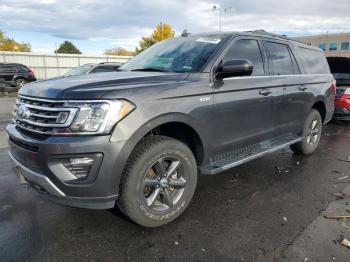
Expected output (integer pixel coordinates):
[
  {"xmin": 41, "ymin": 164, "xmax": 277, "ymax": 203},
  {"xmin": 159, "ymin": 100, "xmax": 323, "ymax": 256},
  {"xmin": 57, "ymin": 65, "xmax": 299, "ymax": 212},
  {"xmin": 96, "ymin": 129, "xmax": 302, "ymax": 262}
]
[{"xmin": 200, "ymin": 135, "xmax": 303, "ymax": 175}]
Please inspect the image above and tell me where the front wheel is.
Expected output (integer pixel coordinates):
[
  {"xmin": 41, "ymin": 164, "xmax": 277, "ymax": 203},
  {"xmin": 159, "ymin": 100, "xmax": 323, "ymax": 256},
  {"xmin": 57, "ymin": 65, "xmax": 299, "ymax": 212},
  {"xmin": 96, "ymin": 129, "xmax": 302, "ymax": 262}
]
[
  {"xmin": 117, "ymin": 136, "xmax": 197, "ymax": 227},
  {"xmin": 291, "ymin": 109, "xmax": 322, "ymax": 155}
]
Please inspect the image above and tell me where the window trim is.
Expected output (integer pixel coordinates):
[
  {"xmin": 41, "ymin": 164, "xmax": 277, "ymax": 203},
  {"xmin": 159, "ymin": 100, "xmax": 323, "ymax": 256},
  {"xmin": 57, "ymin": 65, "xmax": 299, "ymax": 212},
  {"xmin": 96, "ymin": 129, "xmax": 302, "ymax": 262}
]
[{"xmin": 262, "ymin": 40, "xmax": 296, "ymax": 76}]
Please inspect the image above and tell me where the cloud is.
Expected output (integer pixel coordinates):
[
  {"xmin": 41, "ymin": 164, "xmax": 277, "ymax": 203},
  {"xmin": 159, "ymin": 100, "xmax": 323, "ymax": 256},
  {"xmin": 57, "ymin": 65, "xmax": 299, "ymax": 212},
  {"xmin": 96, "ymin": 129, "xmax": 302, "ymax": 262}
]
[{"xmin": 1, "ymin": 0, "xmax": 350, "ymax": 52}]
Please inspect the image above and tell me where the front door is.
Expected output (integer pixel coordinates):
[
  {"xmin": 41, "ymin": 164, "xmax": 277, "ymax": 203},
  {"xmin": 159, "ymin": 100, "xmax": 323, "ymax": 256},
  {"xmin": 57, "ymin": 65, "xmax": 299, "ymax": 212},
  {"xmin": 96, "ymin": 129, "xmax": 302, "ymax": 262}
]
[{"xmin": 211, "ymin": 38, "xmax": 275, "ymax": 160}]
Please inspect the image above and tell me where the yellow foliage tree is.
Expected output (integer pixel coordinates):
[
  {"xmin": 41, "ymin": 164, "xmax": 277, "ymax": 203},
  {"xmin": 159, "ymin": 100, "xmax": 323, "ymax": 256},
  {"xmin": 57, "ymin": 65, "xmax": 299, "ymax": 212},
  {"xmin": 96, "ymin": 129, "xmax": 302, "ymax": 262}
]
[
  {"xmin": 136, "ymin": 22, "xmax": 175, "ymax": 54},
  {"xmin": 0, "ymin": 30, "xmax": 31, "ymax": 52},
  {"xmin": 104, "ymin": 47, "xmax": 135, "ymax": 56}
]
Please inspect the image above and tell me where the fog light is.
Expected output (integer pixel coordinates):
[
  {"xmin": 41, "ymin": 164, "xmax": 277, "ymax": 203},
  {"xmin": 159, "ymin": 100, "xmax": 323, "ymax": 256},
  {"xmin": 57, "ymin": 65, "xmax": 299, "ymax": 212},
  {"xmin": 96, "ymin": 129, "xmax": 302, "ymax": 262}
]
[
  {"xmin": 63, "ymin": 157, "xmax": 94, "ymax": 180},
  {"xmin": 70, "ymin": 157, "xmax": 94, "ymax": 166}
]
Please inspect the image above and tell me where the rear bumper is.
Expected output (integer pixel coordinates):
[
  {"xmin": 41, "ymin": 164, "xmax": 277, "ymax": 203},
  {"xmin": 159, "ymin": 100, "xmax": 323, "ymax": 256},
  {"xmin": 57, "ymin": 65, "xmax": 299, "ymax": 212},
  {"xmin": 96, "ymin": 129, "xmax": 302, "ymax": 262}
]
[
  {"xmin": 333, "ymin": 106, "xmax": 350, "ymax": 120},
  {"xmin": 6, "ymin": 123, "xmax": 132, "ymax": 209}
]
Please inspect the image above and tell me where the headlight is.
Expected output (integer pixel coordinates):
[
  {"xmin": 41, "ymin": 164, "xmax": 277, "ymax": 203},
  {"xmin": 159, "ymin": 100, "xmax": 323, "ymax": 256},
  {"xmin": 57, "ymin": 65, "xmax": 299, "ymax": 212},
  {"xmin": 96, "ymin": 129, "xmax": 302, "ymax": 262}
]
[
  {"xmin": 345, "ymin": 88, "xmax": 350, "ymax": 94},
  {"xmin": 54, "ymin": 100, "xmax": 135, "ymax": 135}
]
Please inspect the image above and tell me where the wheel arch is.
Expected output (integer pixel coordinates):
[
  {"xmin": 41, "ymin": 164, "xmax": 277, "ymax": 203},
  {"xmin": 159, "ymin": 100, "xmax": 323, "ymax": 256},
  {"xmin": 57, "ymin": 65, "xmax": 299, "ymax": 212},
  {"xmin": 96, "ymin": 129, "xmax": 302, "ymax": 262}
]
[
  {"xmin": 113, "ymin": 113, "xmax": 206, "ymax": 166},
  {"xmin": 311, "ymin": 99, "xmax": 326, "ymax": 123}
]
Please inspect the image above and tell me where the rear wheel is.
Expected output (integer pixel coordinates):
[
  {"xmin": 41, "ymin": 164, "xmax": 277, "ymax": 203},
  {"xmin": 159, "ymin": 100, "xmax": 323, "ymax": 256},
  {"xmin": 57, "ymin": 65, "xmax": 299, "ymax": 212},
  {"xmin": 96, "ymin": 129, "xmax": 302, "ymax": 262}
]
[
  {"xmin": 291, "ymin": 109, "xmax": 322, "ymax": 155},
  {"xmin": 117, "ymin": 136, "xmax": 197, "ymax": 227},
  {"xmin": 15, "ymin": 78, "xmax": 27, "ymax": 89}
]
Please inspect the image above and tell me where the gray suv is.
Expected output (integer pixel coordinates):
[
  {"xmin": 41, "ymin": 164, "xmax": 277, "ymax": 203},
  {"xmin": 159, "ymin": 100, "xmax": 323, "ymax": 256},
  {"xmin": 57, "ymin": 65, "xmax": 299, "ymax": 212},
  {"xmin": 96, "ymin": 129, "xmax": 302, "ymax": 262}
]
[{"xmin": 7, "ymin": 30, "xmax": 335, "ymax": 227}]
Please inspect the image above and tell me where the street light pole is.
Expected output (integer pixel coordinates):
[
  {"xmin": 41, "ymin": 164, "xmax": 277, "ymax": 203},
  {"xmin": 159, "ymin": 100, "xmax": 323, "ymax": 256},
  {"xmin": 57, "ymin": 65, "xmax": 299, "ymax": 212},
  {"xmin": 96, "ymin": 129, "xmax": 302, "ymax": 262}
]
[{"xmin": 212, "ymin": 5, "xmax": 232, "ymax": 32}]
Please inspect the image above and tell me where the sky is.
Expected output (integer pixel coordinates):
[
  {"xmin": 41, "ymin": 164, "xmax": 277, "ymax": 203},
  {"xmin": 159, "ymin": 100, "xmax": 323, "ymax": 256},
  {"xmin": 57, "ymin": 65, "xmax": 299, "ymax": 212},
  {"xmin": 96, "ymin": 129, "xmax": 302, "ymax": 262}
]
[{"xmin": 1, "ymin": 0, "xmax": 350, "ymax": 54}]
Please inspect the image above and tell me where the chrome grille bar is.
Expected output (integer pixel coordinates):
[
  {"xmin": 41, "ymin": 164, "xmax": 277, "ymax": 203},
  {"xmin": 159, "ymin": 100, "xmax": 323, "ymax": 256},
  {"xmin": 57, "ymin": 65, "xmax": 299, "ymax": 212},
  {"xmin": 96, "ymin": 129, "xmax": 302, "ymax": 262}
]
[{"xmin": 13, "ymin": 95, "xmax": 78, "ymax": 135}]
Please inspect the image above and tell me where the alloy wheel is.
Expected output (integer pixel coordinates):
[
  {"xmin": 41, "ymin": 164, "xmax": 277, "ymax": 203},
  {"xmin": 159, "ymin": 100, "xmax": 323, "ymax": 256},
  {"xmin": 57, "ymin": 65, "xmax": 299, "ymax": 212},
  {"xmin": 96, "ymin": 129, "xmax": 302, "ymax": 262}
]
[{"xmin": 143, "ymin": 157, "xmax": 186, "ymax": 212}]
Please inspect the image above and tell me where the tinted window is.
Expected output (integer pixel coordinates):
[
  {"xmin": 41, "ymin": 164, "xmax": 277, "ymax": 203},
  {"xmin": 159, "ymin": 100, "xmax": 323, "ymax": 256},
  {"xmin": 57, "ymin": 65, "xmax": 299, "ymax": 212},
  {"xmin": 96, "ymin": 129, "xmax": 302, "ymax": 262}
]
[
  {"xmin": 223, "ymin": 39, "xmax": 264, "ymax": 76},
  {"xmin": 329, "ymin": 43, "xmax": 337, "ymax": 51},
  {"xmin": 0, "ymin": 65, "xmax": 16, "ymax": 73},
  {"xmin": 341, "ymin": 42, "xmax": 349, "ymax": 50},
  {"xmin": 121, "ymin": 36, "xmax": 225, "ymax": 73},
  {"xmin": 16, "ymin": 66, "xmax": 28, "ymax": 72},
  {"xmin": 64, "ymin": 64, "xmax": 94, "ymax": 76},
  {"xmin": 298, "ymin": 47, "xmax": 330, "ymax": 74},
  {"xmin": 90, "ymin": 65, "xmax": 117, "ymax": 73},
  {"xmin": 264, "ymin": 42, "xmax": 294, "ymax": 75}
]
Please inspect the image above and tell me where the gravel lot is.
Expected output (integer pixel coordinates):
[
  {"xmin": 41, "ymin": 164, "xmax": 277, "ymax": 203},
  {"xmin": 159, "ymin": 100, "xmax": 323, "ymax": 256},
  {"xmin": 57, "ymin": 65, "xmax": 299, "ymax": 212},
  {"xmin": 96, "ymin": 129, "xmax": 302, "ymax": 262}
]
[{"xmin": 1, "ymin": 96, "xmax": 350, "ymax": 262}]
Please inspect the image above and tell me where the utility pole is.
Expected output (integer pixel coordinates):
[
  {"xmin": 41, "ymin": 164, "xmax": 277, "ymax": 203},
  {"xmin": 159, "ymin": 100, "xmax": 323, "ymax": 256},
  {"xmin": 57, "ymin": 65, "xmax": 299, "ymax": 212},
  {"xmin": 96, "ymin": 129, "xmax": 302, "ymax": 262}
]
[{"xmin": 160, "ymin": 21, "xmax": 163, "ymax": 41}]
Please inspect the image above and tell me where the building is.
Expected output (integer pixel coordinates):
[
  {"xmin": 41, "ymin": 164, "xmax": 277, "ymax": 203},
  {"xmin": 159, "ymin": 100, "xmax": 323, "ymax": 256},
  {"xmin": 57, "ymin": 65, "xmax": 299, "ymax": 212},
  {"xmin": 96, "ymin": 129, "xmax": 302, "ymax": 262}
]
[{"xmin": 294, "ymin": 33, "xmax": 350, "ymax": 58}]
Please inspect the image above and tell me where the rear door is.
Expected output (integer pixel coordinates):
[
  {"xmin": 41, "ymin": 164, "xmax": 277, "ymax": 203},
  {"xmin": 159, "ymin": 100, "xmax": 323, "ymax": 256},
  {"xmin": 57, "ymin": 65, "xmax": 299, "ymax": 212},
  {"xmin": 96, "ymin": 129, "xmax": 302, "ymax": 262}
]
[
  {"xmin": 211, "ymin": 37, "xmax": 275, "ymax": 157},
  {"xmin": 0, "ymin": 65, "xmax": 17, "ymax": 83},
  {"xmin": 262, "ymin": 41, "xmax": 304, "ymax": 136}
]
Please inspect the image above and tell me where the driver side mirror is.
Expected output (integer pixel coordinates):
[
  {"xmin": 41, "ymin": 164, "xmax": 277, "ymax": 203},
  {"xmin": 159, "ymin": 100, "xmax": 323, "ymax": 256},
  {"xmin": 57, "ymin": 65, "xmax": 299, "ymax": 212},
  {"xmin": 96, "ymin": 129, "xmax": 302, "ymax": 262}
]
[{"xmin": 216, "ymin": 59, "xmax": 253, "ymax": 80}]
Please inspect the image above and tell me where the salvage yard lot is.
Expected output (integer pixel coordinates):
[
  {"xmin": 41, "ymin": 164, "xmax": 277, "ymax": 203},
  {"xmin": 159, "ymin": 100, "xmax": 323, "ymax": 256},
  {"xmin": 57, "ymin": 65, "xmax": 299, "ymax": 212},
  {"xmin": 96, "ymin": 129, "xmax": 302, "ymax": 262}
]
[{"xmin": 0, "ymin": 96, "xmax": 350, "ymax": 261}]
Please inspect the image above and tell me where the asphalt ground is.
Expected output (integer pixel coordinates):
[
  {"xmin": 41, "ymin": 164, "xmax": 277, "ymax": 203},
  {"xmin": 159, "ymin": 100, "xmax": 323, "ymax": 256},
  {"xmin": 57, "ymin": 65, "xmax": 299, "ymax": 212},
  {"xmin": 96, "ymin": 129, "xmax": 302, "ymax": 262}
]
[{"xmin": 0, "ymin": 96, "xmax": 350, "ymax": 261}]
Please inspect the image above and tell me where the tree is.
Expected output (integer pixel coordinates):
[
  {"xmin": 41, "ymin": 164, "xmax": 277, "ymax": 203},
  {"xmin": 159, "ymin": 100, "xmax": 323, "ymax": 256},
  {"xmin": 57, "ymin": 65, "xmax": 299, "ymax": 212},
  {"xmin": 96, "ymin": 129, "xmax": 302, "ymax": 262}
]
[
  {"xmin": 135, "ymin": 22, "xmax": 175, "ymax": 54},
  {"xmin": 104, "ymin": 47, "xmax": 135, "ymax": 56},
  {"xmin": 0, "ymin": 30, "xmax": 31, "ymax": 52},
  {"xmin": 55, "ymin": 41, "xmax": 81, "ymax": 54}
]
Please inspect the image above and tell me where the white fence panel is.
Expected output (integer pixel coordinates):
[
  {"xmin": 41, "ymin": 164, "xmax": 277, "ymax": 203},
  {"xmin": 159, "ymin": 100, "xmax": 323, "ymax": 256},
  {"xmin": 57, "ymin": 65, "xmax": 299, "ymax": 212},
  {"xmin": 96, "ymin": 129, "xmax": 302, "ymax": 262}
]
[{"xmin": 0, "ymin": 51, "xmax": 132, "ymax": 80}]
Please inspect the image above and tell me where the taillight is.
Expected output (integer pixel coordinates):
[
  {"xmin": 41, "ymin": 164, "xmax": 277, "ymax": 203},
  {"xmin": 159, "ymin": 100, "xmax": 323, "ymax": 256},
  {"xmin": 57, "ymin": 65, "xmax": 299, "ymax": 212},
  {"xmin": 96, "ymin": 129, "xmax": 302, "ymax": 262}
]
[
  {"xmin": 332, "ymin": 79, "xmax": 337, "ymax": 99},
  {"xmin": 28, "ymin": 69, "xmax": 34, "ymax": 77}
]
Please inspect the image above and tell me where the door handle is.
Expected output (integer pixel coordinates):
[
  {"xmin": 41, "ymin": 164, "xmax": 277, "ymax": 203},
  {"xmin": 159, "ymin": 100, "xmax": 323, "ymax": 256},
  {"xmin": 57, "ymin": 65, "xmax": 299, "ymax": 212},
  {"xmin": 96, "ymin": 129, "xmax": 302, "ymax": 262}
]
[
  {"xmin": 259, "ymin": 89, "xmax": 271, "ymax": 96},
  {"xmin": 299, "ymin": 86, "xmax": 308, "ymax": 91}
]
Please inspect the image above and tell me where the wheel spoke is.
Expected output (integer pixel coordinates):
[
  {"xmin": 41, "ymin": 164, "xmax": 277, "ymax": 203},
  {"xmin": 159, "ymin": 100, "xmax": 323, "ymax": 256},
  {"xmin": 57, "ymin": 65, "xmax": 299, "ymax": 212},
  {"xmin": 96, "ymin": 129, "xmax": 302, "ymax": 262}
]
[
  {"xmin": 144, "ymin": 178, "xmax": 159, "ymax": 187},
  {"xmin": 168, "ymin": 177, "xmax": 186, "ymax": 188},
  {"xmin": 153, "ymin": 158, "xmax": 164, "ymax": 177},
  {"xmin": 162, "ymin": 188, "xmax": 173, "ymax": 208},
  {"xmin": 307, "ymin": 135, "xmax": 311, "ymax": 144},
  {"xmin": 166, "ymin": 160, "xmax": 180, "ymax": 178},
  {"xmin": 311, "ymin": 120, "xmax": 318, "ymax": 130},
  {"xmin": 146, "ymin": 187, "xmax": 161, "ymax": 206}
]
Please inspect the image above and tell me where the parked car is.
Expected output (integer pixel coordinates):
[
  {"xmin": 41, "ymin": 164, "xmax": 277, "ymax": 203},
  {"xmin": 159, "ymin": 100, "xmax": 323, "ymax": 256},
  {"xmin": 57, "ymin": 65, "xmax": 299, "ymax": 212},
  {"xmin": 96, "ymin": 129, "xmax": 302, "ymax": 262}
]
[
  {"xmin": 7, "ymin": 30, "xmax": 335, "ymax": 227},
  {"xmin": 327, "ymin": 57, "xmax": 350, "ymax": 121},
  {"xmin": 0, "ymin": 63, "xmax": 36, "ymax": 89},
  {"xmin": 63, "ymin": 62, "xmax": 122, "ymax": 77}
]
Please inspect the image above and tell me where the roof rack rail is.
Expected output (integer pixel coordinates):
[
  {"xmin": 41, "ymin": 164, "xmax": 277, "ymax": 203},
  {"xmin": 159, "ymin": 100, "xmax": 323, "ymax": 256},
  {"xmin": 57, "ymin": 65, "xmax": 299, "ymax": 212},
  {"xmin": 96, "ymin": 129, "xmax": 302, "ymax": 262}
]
[
  {"xmin": 246, "ymin": 30, "xmax": 289, "ymax": 39},
  {"xmin": 245, "ymin": 29, "xmax": 311, "ymax": 45}
]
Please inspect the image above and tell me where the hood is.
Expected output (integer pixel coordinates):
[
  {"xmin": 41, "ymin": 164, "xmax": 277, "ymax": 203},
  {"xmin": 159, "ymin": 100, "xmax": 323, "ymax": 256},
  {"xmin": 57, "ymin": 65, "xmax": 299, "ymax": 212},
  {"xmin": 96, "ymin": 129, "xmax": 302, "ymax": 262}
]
[{"xmin": 19, "ymin": 71, "xmax": 189, "ymax": 100}]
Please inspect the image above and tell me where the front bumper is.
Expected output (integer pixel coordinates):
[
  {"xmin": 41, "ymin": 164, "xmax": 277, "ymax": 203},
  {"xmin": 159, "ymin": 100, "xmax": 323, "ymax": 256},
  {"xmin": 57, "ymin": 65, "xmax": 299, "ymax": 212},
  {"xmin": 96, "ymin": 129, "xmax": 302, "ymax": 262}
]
[{"xmin": 6, "ymin": 123, "xmax": 131, "ymax": 209}]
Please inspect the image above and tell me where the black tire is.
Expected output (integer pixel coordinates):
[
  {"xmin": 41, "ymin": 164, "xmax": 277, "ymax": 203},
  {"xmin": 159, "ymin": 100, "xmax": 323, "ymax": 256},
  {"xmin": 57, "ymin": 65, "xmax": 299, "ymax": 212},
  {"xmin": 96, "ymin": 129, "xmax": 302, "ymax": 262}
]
[
  {"xmin": 290, "ymin": 109, "xmax": 322, "ymax": 155},
  {"xmin": 15, "ymin": 78, "xmax": 27, "ymax": 89},
  {"xmin": 117, "ymin": 135, "xmax": 197, "ymax": 227}
]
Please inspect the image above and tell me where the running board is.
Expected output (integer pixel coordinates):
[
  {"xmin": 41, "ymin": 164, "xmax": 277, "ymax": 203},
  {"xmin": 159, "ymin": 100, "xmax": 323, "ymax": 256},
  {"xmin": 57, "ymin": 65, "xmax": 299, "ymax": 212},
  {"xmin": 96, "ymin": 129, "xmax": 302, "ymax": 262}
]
[{"xmin": 200, "ymin": 136, "xmax": 303, "ymax": 175}]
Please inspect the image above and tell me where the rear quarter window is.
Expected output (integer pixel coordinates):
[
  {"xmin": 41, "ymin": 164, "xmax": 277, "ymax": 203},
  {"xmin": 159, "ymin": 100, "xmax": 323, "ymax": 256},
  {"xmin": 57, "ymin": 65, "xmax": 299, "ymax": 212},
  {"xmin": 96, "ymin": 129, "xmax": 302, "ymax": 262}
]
[{"xmin": 298, "ymin": 47, "xmax": 330, "ymax": 74}]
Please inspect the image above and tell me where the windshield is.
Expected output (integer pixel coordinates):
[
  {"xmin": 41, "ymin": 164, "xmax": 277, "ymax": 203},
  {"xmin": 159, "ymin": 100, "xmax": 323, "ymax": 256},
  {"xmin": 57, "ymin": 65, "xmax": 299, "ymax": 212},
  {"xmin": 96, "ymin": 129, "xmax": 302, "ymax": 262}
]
[
  {"xmin": 64, "ymin": 64, "xmax": 94, "ymax": 76},
  {"xmin": 121, "ymin": 36, "xmax": 224, "ymax": 73}
]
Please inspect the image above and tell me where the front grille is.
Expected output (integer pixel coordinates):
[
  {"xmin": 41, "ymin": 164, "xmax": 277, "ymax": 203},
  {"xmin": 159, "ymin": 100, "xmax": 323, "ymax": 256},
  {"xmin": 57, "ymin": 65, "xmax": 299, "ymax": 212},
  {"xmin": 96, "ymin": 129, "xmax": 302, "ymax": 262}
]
[{"xmin": 13, "ymin": 95, "xmax": 77, "ymax": 136}]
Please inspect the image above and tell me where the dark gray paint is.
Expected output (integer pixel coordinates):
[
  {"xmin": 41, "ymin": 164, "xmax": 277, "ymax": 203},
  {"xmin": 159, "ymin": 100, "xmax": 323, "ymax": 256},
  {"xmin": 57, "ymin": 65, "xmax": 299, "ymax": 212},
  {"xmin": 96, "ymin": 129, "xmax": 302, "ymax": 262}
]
[{"xmin": 6, "ymin": 32, "xmax": 335, "ymax": 209}]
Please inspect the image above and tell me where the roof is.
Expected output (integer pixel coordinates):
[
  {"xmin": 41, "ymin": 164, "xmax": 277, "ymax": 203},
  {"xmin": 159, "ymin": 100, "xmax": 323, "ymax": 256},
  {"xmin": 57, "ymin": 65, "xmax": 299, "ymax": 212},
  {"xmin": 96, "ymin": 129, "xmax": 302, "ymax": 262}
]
[
  {"xmin": 188, "ymin": 30, "xmax": 313, "ymax": 48},
  {"xmin": 0, "ymin": 62, "xmax": 26, "ymax": 66}
]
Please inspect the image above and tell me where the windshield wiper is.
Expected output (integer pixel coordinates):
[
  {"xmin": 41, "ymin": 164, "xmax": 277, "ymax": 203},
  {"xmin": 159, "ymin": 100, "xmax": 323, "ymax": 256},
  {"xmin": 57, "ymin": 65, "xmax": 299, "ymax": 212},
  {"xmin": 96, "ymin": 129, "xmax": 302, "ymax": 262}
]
[{"xmin": 130, "ymin": 67, "xmax": 170, "ymax": 72}]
